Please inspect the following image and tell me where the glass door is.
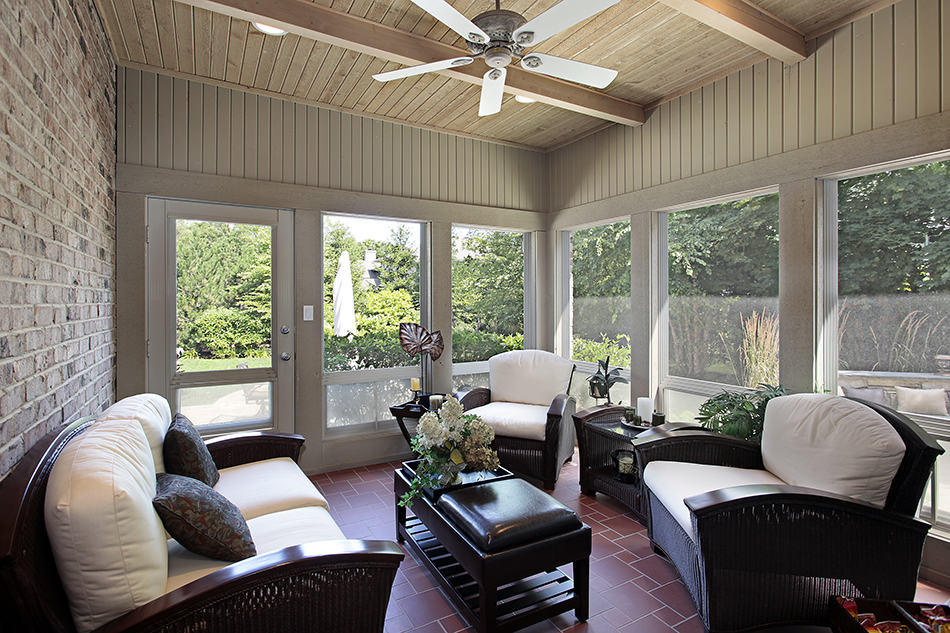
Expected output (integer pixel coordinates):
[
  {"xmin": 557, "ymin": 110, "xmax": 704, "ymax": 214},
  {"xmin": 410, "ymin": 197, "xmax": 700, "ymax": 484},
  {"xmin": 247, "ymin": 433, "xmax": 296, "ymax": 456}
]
[{"xmin": 147, "ymin": 198, "xmax": 294, "ymax": 433}]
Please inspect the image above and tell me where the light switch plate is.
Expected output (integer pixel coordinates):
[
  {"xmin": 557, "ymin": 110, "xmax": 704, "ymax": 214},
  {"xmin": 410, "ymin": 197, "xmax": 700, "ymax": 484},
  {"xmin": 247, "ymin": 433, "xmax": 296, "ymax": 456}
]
[{"xmin": 303, "ymin": 305, "xmax": 314, "ymax": 321}]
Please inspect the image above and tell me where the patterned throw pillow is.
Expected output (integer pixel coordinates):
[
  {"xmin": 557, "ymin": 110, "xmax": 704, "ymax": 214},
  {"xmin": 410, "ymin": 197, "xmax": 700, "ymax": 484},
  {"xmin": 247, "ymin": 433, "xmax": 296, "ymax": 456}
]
[
  {"xmin": 153, "ymin": 473, "xmax": 256, "ymax": 561},
  {"xmin": 163, "ymin": 413, "xmax": 219, "ymax": 486}
]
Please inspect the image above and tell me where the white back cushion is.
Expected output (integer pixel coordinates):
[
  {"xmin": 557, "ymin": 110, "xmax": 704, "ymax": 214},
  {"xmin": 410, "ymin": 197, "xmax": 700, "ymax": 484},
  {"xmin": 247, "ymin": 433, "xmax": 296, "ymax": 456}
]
[
  {"xmin": 45, "ymin": 420, "xmax": 169, "ymax": 633},
  {"xmin": 488, "ymin": 350, "xmax": 574, "ymax": 406},
  {"xmin": 97, "ymin": 393, "xmax": 172, "ymax": 472},
  {"xmin": 761, "ymin": 394, "xmax": 905, "ymax": 508}
]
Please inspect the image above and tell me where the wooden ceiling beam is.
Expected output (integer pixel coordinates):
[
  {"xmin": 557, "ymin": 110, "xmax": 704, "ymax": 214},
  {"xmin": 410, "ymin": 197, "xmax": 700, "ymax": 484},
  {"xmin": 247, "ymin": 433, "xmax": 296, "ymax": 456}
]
[
  {"xmin": 657, "ymin": 0, "xmax": 807, "ymax": 65},
  {"xmin": 175, "ymin": 0, "xmax": 645, "ymax": 126}
]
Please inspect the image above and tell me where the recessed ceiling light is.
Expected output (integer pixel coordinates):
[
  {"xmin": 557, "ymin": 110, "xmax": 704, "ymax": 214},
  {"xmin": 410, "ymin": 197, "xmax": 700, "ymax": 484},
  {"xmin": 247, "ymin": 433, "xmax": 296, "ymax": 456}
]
[
  {"xmin": 514, "ymin": 95, "xmax": 536, "ymax": 104},
  {"xmin": 252, "ymin": 22, "xmax": 288, "ymax": 36}
]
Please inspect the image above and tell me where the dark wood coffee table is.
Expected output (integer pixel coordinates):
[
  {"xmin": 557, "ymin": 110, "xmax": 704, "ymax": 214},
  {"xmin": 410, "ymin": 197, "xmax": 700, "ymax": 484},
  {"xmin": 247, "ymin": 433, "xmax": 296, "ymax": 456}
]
[{"xmin": 394, "ymin": 467, "xmax": 591, "ymax": 633}]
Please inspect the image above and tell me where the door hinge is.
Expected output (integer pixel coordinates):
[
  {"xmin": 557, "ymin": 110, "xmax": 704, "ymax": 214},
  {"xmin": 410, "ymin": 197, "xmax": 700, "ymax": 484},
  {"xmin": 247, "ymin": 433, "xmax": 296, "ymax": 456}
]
[{"xmin": 146, "ymin": 338, "xmax": 150, "ymax": 358}]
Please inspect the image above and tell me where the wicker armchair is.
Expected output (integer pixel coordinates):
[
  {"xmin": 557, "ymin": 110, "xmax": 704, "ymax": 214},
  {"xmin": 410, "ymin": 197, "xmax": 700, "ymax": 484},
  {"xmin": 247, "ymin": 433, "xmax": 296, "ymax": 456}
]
[
  {"xmin": 457, "ymin": 350, "xmax": 576, "ymax": 489},
  {"xmin": 0, "ymin": 420, "xmax": 404, "ymax": 633},
  {"xmin": 633, "ymin": 396, "xmax": 943, "ymax": 633}
]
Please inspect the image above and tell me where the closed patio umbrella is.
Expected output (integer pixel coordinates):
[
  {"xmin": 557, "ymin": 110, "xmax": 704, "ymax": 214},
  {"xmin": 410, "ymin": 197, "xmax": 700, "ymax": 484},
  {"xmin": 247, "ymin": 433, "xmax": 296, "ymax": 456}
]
[{"xmin": 333, "ymin": 251, "xmax": 357, "ymax": 337}]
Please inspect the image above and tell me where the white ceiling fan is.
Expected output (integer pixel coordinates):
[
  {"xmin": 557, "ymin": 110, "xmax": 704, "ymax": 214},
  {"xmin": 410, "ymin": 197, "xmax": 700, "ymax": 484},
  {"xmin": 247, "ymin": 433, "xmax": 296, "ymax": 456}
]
[{"xmin": 372, "ymin": 0, "xmax": 621, "ymax": 116}]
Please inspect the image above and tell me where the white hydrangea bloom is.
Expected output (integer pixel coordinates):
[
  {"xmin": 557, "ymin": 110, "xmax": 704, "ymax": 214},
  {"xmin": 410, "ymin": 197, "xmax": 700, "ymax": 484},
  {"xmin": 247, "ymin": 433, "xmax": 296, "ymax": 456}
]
[
  {"xmin": 415, "ymin": 412, "xmax": 445, "ymax": 449},
  {"xmin": 441, "ymin": 396, "xmax": 464, "ymax": 422}
]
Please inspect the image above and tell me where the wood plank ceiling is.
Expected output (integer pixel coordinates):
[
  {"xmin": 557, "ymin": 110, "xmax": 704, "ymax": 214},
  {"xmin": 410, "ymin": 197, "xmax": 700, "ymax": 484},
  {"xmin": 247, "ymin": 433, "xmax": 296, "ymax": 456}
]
[{"xmin": 96, "ymin": 0, "xmax": 891, "ymax": 150}]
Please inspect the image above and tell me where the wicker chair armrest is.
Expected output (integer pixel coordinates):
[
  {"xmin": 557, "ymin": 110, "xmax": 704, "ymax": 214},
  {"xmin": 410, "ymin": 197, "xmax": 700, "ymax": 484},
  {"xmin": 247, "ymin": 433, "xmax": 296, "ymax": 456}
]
[
  {"xmin": 683, "ymin": 484, "xmax": 930, "ymax": 590},
  {"xmin": 205, "ymin": 431, "xmax": 306, "ymax": 468},
  {"xmin": 633, "ymin": 430, "xmax": 763, "ymax": 471},
  {"xmin": 94, "ymin": 540, "xmax": 404, "ymax": 633},
  {"xmin": 456, "ymin": 387, "xmax": 491, "ymax": 411},
  {"xmin": 572, "ymin": 405, "xmax": 627, "ymax": 426},
  {"xmin": 546, "ymin": 394, "xmax": 575, "ymax": 438}
]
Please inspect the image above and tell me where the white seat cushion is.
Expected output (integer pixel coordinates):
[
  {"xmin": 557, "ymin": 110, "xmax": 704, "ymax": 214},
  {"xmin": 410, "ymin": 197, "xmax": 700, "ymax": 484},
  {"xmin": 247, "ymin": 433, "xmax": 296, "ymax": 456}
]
[
  {"xmin": 96, "ymin": 393, "xmax": 172, "ymax": 472},
  {"xmin": 762, "ymin": 394, "xmax": 905, "ymax": 508},
  {"xmin": 214, "ymin": 457, "xmax": 329, "ymax": 520},
  {"xmin": 643, "ymin": 461, "xmax": 785, "ymax": 541},
  {"xmin": 165, "ymin": 506, "xmax": 345, "ymax": 593},
  {"xmin": 466, "ymin": 401, "xmax": 550, "ymax": 441},
  {"xmin": 45, "ymin": 420, "xmax": 168, "ymax": 633},
  {"xmin": 488, "ymin": 350, "xmax": 574, "ymax": 406}
]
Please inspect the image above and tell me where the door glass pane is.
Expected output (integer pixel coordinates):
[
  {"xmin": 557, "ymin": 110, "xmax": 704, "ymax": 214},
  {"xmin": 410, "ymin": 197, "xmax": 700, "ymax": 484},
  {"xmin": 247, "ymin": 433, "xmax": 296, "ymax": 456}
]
[
  {"xmin": 178, "ymin": 382, "xmax": 273, "ymax": 427},
  {"xmin": 667, "ymin": 193, "xmax": 779, "ymax": 386},
  {"xmin": 322, "ymin": 216, "xmax": 422, "ymax": 371},
  {"xmin": 176, "ymin": 219, "xmax": 272, "ymax": 372},
  {"xmin": 571, "ymin": 220, "xmax": 631, "ymax": 368},
  {"xmin": 451, "ymin": 227, "xmax": 525, "ymax": 363}
]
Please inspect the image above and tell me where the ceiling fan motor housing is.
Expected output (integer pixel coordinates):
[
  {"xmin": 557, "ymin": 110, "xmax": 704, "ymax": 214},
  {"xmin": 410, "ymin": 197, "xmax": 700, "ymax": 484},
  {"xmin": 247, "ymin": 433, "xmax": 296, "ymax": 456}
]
[{"xmin": 467, "ymin": 9, "xmax": 526, "ymax": 64}]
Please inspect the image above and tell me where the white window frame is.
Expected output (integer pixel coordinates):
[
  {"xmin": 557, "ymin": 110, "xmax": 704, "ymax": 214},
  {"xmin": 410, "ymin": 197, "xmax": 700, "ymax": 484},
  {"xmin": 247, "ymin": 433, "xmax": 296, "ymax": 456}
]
[
  {"xmin": 654, "ymin": 186, "xmax": 779, "ymax": 413},
  {"xmin": 823, "ymin": 150, "xmax": 950, "ymax": 538},
  {"xmin": 320, "ymin": 212, "xmax": 430, "ymax": 438}
]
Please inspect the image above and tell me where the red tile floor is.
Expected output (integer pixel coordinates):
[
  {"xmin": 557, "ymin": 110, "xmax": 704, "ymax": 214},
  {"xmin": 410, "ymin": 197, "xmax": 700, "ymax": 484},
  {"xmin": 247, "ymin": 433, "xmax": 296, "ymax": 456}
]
[{"xmin": 309, "ymin": 452, "xmax": 950, "ymax": 633}]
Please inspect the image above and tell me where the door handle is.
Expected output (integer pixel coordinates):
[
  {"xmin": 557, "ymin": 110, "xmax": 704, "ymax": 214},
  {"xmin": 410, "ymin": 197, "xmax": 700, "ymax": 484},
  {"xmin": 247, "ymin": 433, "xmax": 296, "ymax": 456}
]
[{"xmin": 280, "ymin": 352, "xmax": 291, "ymax": 361}]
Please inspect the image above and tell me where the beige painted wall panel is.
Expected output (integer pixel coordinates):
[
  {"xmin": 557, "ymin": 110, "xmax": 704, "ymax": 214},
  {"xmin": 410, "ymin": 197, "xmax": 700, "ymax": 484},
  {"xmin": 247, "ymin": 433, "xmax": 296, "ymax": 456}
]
[
  {"xmin": 548, "ymin": 0, "xmax": 947, "ymax": 213},
  {"xmin": 852, "ymin": 16, "xmax": 873, "ymax": 134},
  {"xmin": 768, "ymin": 60, "xmax": 783, "ymax": 156},
  {"xmin": 833, "ymin": 26, "xmax": 853, "ymax": 139},
  {"xmin": 141, "ymin": 71, "xmax": 157, "ymax": 168},
  {"xmin": 917, "ymin": 0, "xmax": 942, "ymax": 116},
  {"xmin": 872, "ymin": 8, "xmax": 896, "ymax": 128},
  {"xmin": 118, "ymin": 68, "xmax": 546, "ymax": 211},
  {"xmin": 714, "ymin": 78, "xmax": 728, "ymax": 170},
  {"xmin": 727, "ymin": 74, "xmax": 740, "ymax": 165},
  {"xmin": 740, "ymin": 66, "xmax": 754, "ymax": 162},
  {"xmin": 815, "ymin": 34, "xmax": 834, "ymax": 144},
  {"xmin": 753, "ymin": 62, "xmax": 769, "ymax": 159},
  {"xmin": 798, "ymin": 52, "xmax": 816, "ymax": 147},
  {"xmin": 895, "ymin": 0, "xmax": 918, "ymax": 122},
  {"xmin": 783, "ymin": 64, "xmax": 800, "ymax": 151}
]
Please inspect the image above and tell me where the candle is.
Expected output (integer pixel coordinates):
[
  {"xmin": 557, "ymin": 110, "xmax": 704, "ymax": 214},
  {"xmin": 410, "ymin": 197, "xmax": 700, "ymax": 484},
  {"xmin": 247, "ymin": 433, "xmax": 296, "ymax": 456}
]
[
  {"xmin": 429, "ymin": 395, "xmax": 443, "ymax": 411},
  {"xmin": 410, "ymin": 377, "xmax": 420, "ymax": 391},
  {"xmin": 617, "ymin": 453, "xmax": 634, "ymax": 475},
  {"xmin": 637, "ymin": 397, "xmax": 653, "ymax": 420}
]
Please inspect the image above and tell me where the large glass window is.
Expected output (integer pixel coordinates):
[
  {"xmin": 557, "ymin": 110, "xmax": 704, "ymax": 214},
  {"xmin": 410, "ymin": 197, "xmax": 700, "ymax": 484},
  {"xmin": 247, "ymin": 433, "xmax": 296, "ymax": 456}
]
[
  {"xmin": 322, "ymin": 214, "xmax": 424, "ymax": 431},
  {"xmin": 569, "ymin": 220, "xmax": 631, "ymax": 408},
  {"xmin": 451, "ymin": 227, "xmax": 525, "ymax": 390},
  {"xmin": 836, "ymin": 158, "xmax": 950, "ymax": 532},
  {"xmin": 662, "ymin": 192, "xmax": 779, "ymax": 419}
]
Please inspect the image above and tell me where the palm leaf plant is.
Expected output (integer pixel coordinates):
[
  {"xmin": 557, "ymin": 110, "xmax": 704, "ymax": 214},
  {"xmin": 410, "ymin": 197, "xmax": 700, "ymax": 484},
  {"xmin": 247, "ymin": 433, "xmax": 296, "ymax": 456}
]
[
  {"xmin": 695, "ymin": 383, "xmax": 786, "ymax": 443},
  {"xmin": 587, "ymin": 356, "xmax": 628, "ymax": 404}
]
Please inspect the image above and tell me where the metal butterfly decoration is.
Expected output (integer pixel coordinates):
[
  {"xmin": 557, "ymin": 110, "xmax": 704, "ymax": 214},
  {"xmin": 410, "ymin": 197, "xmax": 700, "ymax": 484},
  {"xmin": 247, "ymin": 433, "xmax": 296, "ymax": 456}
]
[{"xmin": 399, "ymin": 322, "xmax": 445, "ymax": 361}]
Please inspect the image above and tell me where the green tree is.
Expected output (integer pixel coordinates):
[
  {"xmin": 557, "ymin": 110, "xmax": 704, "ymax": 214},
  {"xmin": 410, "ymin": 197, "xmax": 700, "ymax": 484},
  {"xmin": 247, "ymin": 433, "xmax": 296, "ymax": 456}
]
[
  {"xmin": 452, "ymin": 230, "xmax": 524, "ymax": 337},
  {"xmin": 839, "ymin": 160, "xmax": 950, "ymax": 295}
]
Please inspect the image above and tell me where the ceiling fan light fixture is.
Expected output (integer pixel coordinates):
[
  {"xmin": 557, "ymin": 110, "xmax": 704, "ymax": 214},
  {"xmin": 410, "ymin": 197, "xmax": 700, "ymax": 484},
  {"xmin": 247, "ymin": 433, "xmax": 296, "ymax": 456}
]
[
  {"xmin": 514, "ymin": 95, "xmax": 536, "ymax": 103},
  {"xmin": 252, "ymin": 22, "xmax": 288, "ymax": 36}
]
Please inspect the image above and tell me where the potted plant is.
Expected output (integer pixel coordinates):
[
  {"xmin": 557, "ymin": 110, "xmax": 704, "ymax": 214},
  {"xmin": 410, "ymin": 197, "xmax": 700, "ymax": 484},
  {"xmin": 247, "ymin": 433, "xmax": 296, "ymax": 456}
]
[
  {"xmin": 587, "ymin": 357, "xmax": 628, "ymax": 405},
  {"xmin": 696, "ymin": 383, "xmax": 786, "ymax": 443}
]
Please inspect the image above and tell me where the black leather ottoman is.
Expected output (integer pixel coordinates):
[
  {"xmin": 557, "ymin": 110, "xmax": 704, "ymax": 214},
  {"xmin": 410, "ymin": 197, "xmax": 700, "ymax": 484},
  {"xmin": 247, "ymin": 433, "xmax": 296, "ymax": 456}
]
[{"xmin": 395, "ymin": 471, "xmax": 591, "ymax": 633}]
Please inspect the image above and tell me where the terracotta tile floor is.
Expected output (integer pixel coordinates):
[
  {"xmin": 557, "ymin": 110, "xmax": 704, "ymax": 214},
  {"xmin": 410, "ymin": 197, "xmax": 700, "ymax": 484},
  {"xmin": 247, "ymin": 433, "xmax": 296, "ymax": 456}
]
[{"xmin": 310, "ymin": 452, "xmax": 950, "ymax": 633}]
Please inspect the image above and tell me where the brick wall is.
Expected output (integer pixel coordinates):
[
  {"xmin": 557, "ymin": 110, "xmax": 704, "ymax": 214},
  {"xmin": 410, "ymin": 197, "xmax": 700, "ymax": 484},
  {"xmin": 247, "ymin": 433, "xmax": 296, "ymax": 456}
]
[{"xmin": 0, "ymin": 0, "xmax": 116, "ymax": 479}]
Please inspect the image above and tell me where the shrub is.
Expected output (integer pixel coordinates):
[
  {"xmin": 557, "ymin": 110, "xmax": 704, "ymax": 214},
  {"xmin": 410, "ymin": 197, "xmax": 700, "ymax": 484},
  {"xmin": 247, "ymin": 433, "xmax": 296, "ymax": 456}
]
[
  {"xmin": 572, "ymin": 334, "xmax": 630, "ymax": 368},
  {"xmin": 452, "ymin": 330, "xmax": 523, "ymax": 362},
  {"xmin": 191, "ymin": 307, "xmax": 269, "ymax": 358}
]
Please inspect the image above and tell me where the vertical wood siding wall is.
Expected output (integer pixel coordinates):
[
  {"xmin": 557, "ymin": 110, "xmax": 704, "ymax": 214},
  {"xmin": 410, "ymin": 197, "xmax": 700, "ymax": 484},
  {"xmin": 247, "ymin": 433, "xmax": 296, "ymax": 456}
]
[
  {"xmin": 117, "ymin": 68, "xmax": 547, "ymax": 212},
  {"xmin": 548, "ymin": 0, "xmax": 950, "ymax": 212}
]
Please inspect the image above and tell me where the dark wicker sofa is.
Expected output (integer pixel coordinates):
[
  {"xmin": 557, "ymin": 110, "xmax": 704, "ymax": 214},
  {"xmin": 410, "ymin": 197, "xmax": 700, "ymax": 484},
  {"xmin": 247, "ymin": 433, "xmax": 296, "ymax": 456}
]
[
  {"xmin": 632, "ymin": 396, "xmax": 943, "ymax": 633},
  {"xmin": 0, "ymin": 419, "xmax": 404, "ymax": 633}
]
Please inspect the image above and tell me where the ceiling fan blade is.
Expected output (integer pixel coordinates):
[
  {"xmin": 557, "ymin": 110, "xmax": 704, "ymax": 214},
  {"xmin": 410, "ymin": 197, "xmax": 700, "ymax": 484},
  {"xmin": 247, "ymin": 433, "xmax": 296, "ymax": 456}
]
[
  {"xmin": 520, "ymin": 53, "xmax": 618, "ymax": 89},
  {"xmin": 373, "ymin": 57, "xmax": 474, "ymax": 82},
  {"xmin": 513, "ymin": 0, "xmax": 620, "ymax": 46},
  {"xmin": 408, "ymin": 0, "xmax": 491, "ymax": 44},
  {"xmin": 478, "ymin": 68, "xmax": 506, "ymax": 117}
]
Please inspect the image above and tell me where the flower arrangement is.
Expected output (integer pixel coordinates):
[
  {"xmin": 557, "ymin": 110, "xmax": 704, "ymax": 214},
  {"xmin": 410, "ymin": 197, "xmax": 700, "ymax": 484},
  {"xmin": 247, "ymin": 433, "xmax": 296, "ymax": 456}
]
[{"xmin": 399, "ymin": 395, "xmax": 500, "ymax": 507}]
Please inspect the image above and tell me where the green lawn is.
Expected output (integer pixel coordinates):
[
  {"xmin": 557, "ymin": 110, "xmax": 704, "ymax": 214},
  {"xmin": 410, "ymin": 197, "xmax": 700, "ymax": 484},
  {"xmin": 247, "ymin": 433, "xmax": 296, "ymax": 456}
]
[{"xmin": 177, "ymin": 357, "xmax": 271, "ymax": 372}]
